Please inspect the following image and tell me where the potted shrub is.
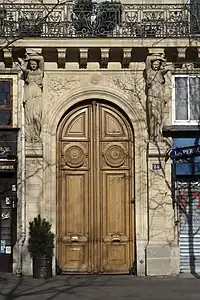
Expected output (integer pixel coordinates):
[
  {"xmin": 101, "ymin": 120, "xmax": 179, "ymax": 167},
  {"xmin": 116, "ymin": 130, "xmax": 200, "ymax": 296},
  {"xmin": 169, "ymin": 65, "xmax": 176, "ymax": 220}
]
[{"xmin": 28, "ymin": 214, "xmax": 54, "ymax": 279}]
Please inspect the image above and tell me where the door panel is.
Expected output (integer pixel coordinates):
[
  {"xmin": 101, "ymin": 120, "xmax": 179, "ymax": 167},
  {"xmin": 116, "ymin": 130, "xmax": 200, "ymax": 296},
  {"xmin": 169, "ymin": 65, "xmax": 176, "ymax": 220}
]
[
  {"xmin": 61, "ymin": 107, "xmax": 89, "ymax": 140},
  {"xmin": 101, "ymin": 107, "xmax": 128, "ymax": 139},
  {"xmin": 59, "ymin": 171, "xmax": 89, "ymax": 272},
  {"xmin": 57, "ymin": 101, "xmax": 134, "ymax": 274},
  {"xmin": 102, "ymin": 171, "xmax": 131, "ymax": 273}
]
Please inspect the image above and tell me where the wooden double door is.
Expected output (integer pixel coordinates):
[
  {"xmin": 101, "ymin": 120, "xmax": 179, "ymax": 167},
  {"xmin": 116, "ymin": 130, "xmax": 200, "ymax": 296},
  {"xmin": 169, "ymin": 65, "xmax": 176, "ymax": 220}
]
[{"xmin": 57, "ymin": 101, "xmax": 134, "ymax": 274}]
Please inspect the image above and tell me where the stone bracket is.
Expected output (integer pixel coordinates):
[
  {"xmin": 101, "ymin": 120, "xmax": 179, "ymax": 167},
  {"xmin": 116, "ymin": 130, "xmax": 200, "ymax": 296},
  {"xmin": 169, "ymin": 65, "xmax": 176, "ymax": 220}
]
[
  {"xmin": 177, "ymin": 47, "xmax": 186, "ymax": 60},
  {"xmin": 79, "ymin": 48, "xmax": 88, "ymax": 68},
  {"xmin": 3, "ymin": 48, "xmax": 12, "ymax": 68},
  {"xmin": 57, "ymin": 48, "xmax": 66, "ymax": 68},
  {"xmin": 100, "ymin": 48, "xmax": 110, "ymax": 68},
  {"xmin": 122, "ymin": 48, "xmax": 132, "ymax": 68},
  {"xmin": 197, "ymin": 47, "xmax": 200, "ymax": 59}
]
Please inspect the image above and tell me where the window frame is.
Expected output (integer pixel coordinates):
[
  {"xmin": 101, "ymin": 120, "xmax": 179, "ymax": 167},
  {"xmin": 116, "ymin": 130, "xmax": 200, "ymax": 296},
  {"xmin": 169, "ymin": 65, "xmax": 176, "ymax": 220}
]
[
  {"xmin": 172, "ymin": 74, "xmax": 200, "ymax": 125},
  {"xmin": 0, "ymin": 79, "xmax": 13, "ymax": 128}
]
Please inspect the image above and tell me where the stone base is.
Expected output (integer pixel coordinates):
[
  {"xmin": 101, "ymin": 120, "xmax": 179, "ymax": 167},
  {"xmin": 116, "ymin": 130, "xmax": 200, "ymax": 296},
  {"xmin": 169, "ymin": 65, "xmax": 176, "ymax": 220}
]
[
  {"xmin": 146, "ymin": 242, "xmax": 179, "ymax": 276},
  {"xmin": 136, "ymin": 239, "xmax": 148, "ymax": 276}
]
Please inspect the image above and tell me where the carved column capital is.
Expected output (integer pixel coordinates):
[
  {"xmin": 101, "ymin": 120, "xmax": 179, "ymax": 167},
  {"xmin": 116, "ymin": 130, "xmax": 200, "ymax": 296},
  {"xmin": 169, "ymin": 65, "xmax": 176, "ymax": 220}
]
[{"xmin": 57, "ymin": 48, "xmax": 66, "ymax": 68}]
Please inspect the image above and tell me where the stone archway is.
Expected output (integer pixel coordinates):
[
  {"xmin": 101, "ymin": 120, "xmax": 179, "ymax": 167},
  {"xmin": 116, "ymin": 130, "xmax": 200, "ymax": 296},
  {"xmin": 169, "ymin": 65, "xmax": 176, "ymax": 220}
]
[{"xmin": 42, "ymin": 86, "xmax": 148, "ymax": 276}]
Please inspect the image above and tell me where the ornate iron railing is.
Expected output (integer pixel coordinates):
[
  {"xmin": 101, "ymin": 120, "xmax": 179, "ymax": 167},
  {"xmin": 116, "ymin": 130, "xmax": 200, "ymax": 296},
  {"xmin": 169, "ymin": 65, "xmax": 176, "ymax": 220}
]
[{"xmin": 0, "ymin": 2, "xmax": 198, "ymax": 38}]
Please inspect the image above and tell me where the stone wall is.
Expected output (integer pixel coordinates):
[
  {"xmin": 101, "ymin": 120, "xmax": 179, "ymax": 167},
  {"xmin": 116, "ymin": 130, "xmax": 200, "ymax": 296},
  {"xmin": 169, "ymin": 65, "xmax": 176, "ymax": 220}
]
[{"xmin": 12, "ymin": 60, "xmax": 178, "ymax": 276}]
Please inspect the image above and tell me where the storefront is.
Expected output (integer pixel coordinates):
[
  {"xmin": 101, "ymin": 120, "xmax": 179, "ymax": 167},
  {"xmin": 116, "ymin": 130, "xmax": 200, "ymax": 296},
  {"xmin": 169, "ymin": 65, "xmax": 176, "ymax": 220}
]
[
  {"xmin": 171, "ymin": 138, "xmax": 200, "ymax": 274},
  {"xmin": 0, "ymin": 130, "xmax": 18, "ymax": 273}
]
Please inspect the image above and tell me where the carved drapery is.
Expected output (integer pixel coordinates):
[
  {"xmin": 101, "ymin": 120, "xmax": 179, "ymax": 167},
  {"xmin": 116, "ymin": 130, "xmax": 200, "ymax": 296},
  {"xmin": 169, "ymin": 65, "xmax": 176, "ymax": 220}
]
[
  {"xmin": 18, "ymin": 50, "xmax": 44, "ymax": 142},
  {"xmin": 145, "ymin": 54, "xmax": 170, "ymax": 141}
]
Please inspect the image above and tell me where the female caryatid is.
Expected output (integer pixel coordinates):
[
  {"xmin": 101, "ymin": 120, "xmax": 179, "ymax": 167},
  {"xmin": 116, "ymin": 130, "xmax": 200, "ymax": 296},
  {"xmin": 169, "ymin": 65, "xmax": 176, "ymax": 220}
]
[
  {"xmin": 145, "ymin": 54, "xmax": 170, "ymax": 141},
  {"xmin": 18, "ymin": 53, "xmax": 44, "ymax": 142}
]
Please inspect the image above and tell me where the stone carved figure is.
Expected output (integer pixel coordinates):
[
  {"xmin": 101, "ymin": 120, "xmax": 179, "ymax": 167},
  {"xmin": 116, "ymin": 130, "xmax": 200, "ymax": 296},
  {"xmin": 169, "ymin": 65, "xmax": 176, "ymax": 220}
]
[
  {"xmin": 18, "ymin": 51, "xmax": 44, "ymax": 142},
  {"xmin": 145, "ymin": 54, "xmax": 170, "ymax": 141}
]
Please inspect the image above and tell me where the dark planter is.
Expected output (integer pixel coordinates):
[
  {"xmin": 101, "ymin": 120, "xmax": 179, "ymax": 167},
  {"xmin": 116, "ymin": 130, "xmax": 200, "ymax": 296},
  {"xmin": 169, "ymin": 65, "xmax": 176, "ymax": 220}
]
[{"xmin": 33, "ymin": 256, "xmax": 52, "ymax": 279}]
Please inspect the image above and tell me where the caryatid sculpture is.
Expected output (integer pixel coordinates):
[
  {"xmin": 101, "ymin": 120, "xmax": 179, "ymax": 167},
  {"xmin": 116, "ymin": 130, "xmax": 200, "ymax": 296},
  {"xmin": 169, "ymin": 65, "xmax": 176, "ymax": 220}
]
[
  {"xmin": 18, "ymin": 51, "xmax": 44, "ymax": 142},
  {"xmin": 145, "ymin": 54, "xmax": 170, "ymax": 141}
]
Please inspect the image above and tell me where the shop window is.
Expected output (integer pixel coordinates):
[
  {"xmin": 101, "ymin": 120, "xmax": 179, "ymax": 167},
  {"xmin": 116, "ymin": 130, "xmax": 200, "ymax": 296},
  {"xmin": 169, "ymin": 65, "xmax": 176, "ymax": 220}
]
[
  {"xmin": 0, "ymin": 80, "xmax": 12, "ymax": 127},
  {"xmin": 173, "ymin": 75, "xmax": 200, "ymax": 124}
]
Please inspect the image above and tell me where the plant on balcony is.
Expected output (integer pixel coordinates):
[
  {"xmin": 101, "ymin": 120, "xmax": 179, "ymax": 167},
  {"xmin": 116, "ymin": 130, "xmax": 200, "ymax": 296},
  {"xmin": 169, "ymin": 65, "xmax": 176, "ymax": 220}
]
[
  {"xmin": 19, "ymin": 12, "xmax": 42, "ymax": 37},
  {"xmin": 0, "ymin": 9, "xmax": 6, "ymax": 35},
  {"xmin": 72, "ymin": 0, "xmax": 122, "ymax": 36},
  {"xmin": 28, "ymin": 214, "xmax": 54, "ymax": 279},
  {"xmin": 72, "ymin": 0, "xmax": 94, "ymax": 34},
  {"xmin": 0, "ymin": 8, "xmax": 6, "ymax": 20},
  {"xmin": 97, "ymin": 1, "xmax": 122, "ymax": 36}
]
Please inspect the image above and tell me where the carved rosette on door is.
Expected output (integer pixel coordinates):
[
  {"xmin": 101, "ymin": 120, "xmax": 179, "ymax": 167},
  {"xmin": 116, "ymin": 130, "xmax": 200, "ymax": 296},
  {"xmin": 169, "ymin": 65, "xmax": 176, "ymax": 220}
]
[
  {"xmin": 63, "ymin": 143, "xmax": 88, "ymax": 168},
  {"xmin": 57, "ymin": 102, "xmax": 134, "ymax": 274},
  {"xmin": 102, "ymin": 144, "xmax": 128, "ymax": 168}
]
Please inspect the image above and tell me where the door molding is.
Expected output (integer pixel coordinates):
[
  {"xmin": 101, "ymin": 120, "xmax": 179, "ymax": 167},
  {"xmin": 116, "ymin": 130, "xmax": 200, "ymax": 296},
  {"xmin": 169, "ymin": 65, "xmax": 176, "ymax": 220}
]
[
  {"xmin": 43, "ymin": 86, "xmax": 148, "ymax": 276},
  {"xmin": 57, "ymin": 101, "xmax": 134, "ymax": 273}
]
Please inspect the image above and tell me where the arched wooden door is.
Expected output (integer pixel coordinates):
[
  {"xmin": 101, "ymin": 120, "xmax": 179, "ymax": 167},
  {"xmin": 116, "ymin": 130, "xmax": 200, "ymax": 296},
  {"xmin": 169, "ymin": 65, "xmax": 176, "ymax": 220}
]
[{"xmin": 57, "ymin": 101, "xmax": 135, "ymax": 274}]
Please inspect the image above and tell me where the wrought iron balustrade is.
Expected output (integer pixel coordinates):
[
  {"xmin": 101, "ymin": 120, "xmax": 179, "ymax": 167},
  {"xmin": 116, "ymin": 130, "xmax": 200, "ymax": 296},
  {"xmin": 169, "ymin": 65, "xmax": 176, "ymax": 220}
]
[{"xmin": 0, "ymin": 2, "xmax": 198, "ymax": 38}]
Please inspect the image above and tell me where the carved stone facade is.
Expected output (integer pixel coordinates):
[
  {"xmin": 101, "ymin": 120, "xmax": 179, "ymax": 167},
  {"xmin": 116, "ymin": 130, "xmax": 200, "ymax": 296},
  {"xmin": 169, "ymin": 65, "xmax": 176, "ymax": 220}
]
[
  {"xmin": 13, "ymin": 64, "xmax": 177, "ymax": 277},
  {"xmin": 1, "ymin": 0, "xmax": 197, "ymax": 277}
]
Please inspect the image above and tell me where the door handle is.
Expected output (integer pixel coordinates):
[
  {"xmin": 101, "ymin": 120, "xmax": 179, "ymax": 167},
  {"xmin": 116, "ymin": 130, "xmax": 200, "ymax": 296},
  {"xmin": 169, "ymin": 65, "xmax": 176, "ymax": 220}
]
[
  {"xmin": 111, "ymin": 235, "xmax": 121, "ymax": 243},
  {"xmin": 71, "ymin": 235, "xmax": 79, "ymax": 242}
]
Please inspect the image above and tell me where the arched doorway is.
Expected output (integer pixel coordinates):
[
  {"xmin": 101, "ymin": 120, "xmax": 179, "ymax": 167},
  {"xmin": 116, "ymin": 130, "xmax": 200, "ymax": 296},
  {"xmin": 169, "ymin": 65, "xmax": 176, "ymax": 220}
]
[{"xmin": 57, "ymin": 100, "xmax": 135, "ymax": 274}]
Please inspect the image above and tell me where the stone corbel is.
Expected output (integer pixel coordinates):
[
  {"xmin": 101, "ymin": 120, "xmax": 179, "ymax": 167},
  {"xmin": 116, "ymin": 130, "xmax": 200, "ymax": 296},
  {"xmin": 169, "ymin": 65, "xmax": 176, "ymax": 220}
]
[
  {"xmin": 177, "ymin": 47, "xmax": 186, "ymax": 60},
  {"xmin": 3, "ymin": 48, "xmax": 12, "ymax": 68},
  {"xmin": 57, "ymin": 48, "xmax": 66, "ymax": 68},
  {"xmin": 79, "ymin": 48, "xmax": 88, "ymax": 68},
  {"xmin": 122, "ymin": 48, "xmax": 132, "ymax": 68},
  {"xmin": 197, "ymin": 47, "xmax": 200, "ymax": 60},
  {"xmin": 100, "ymin": 48, "xmax": 109, "ymax": 68}
]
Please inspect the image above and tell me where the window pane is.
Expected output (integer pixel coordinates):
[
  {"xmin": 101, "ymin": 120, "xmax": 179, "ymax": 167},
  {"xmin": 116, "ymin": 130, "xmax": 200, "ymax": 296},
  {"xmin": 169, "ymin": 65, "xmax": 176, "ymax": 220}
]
[
  {"xmin": 189, "ymin": 77, "xmax": 200, "ymax": 120},
  {"xmin": 0, "ymin": 81, "xmax": 10, "ymax": 105},
  {"xmin": 0, "ymin": 110, "xmax": 12, "ymax": 126},
  {"xmin": 175, "ymin": 77, "xmax": 188, "ymax": 120}
]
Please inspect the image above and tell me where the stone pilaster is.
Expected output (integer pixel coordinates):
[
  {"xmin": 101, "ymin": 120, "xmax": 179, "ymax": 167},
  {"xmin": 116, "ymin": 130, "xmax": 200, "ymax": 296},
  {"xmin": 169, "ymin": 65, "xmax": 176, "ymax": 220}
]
[{"xmin": 146, "ymin": 141, "xmax": 179, "ymax": 275}]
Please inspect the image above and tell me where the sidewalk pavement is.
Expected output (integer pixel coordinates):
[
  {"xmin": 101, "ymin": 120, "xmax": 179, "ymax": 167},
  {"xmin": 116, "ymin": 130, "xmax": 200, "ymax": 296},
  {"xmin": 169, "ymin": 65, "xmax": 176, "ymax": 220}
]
[{"xmin": 0, "ymin": 274, "xmax": 200, "ymax": 300}]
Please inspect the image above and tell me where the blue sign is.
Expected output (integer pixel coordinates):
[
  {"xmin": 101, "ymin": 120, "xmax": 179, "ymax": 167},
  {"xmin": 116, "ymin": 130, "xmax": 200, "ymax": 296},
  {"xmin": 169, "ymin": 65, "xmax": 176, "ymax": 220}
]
[{"xmin": 167, "ymin": 145, "xmax": 200, "ymax": 160}]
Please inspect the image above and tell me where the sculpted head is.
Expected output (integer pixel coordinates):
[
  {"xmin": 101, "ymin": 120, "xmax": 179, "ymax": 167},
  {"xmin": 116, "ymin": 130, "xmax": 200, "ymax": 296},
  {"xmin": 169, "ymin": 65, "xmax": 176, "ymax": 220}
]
[
  {"xmin": 151, "ymin": 59, "xmax": 161, "ymax": 71},
  {"xmin": 29, "ymin": 59, "xmax": 38, "ymax": 71}
]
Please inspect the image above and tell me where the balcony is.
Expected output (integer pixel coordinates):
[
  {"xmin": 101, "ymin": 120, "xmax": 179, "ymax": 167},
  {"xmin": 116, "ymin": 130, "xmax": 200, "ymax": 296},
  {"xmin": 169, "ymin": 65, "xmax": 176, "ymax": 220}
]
[{"xmin": 0, "ymin": 2, "xmax": 198, "ymax": 39}]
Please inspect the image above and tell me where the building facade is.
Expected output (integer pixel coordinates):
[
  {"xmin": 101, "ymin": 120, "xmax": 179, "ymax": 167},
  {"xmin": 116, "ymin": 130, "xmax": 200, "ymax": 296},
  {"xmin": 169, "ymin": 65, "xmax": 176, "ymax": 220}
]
[{"xmin": 0, "ymin": 0, "xmax": 200, "ymax": 276}]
